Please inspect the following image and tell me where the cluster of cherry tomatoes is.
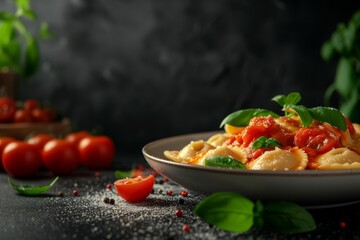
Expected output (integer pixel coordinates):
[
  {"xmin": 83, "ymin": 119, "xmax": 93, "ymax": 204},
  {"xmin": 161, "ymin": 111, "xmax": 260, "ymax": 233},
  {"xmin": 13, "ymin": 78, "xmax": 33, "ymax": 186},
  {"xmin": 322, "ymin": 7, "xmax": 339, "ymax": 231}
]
[
  {"xmin": 0, "ymin": 131, "xmax": 115, "ymax": 178},
  {"xmin": 0, "ymin": 97, "xmax": 57, "ymax": 123}
]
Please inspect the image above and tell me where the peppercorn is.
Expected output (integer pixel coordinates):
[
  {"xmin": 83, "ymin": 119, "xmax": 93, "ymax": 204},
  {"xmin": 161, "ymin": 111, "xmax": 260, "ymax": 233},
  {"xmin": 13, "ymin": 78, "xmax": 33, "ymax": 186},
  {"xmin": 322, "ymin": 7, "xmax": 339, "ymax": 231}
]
[
  {"xmin": 103, "ymin": 197, "xmax": 110, "ymax": 204},
  {"xmin": 73, "ymin": 190, "xmax": 79, "ymax": 196},
  {"xmin": 180, "ymin": 191, "xmax": 188, "ymax": 197},
  {"xmin": 178, "ymin": 198, "xmax": 185, "ymax": 205},
  {"xmin": 109, "ymin": 199, "xmax": 115, "ymax": 205},
  {"xmin": 163, "ymin": 177, "xmax": 169, "ymax": 182},
  {"xmin": 339, "ymin": 220, "xmax": 347, "ymax": 229},
  {"xmin": 167, "ymin": 190, "xmax": 173, "ymax": 196},
  {"xmin": 94, "ymin": 171, "xmax": 101, "ymax": 178},
  {"xmin": 176, "ymin": 209, "xmax": 183, "ymax": 217},
  {"xmin": 58, "ymin": 192, "xmax": 64, "ymax": 197},
  {"xmin": 106, "ymin": 184, "xmax": 112, "ymax": 190},
  {"xmin": 182, "ymin": 224, "xmax": 190, "ymax": 232}
]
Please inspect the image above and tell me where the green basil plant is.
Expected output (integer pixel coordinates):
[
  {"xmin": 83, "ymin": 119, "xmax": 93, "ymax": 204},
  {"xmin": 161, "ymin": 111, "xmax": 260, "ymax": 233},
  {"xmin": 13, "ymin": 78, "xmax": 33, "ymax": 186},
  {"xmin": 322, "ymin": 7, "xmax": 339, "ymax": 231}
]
[{"xmin": 0, "ymin": 0, "xmax": 52, "ymax": 78}]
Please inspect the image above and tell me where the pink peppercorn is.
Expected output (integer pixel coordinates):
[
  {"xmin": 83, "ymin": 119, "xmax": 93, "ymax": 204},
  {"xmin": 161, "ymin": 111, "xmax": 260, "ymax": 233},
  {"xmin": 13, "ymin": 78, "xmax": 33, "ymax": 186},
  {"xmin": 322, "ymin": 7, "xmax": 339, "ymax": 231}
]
[
  {"xmin": 106, "ymin": 184, "xmax": 112, "ymax": 190},
  {"xmin": 73, "ymin": 190, "xmax": 79, "ymax": 196},
  {"xmin": 180, "ymin": 191, "xmax": 188, "ymax": 197},
  {"xmin": 167, "ymin": 190, "xmax": 173, "ymax": 196},
  {"xmin": 176, "ymin": 209, "xmax": 183, "ymax": 217},
  {"xmin": 182, "ymin": 224, "xmax": 190, "ymax": 232}
]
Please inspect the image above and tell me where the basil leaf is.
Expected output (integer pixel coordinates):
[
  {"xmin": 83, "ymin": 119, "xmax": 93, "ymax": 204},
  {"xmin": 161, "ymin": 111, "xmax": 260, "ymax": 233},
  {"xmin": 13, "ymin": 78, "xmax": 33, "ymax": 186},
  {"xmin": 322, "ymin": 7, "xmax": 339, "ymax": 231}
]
[
  {"xmin": 320, "ymin": 40, "xmax": 334, "ymax": 61},
  {"xmin": 194, "ymin": 192, "xmax": 254, "ymax": 233},
  {"xmin": 309, "ymin": 107, "xmax": 347, "ymax": 131},
  {"xmin": 115, "ymin": 170, "xmax": 132, "ymax": 179},
  {"xmin": 334, "ymin": 57, "xmax": 356, "ymax": 98},
  {"xmin": 253, "ymin": 200, "xmax": 265, "ymax": 230},
  {"xmin": 205, "ymin": 156, "xmax": 246, "ymax": 169},
  {"xmin": 8, "ymin": 176, "xmax": 59, "ymax": 196},
  {"xmin": 252, "ymin": 136, "xmax": 281, "ymax": 149},
  {"xmin": 285, "ymin": 105, "xmax": 313, "ymax": 127},
  {"xmin": 262, "ymin": 201, "xmax": 316, "ymax": 234},
  {"xmin": 220, "ymin": 109, "xmax": 278, "ymax": 128},
  {"xmin": 272, "ymin": 92, "xmax": 301, "ymax": 107}
]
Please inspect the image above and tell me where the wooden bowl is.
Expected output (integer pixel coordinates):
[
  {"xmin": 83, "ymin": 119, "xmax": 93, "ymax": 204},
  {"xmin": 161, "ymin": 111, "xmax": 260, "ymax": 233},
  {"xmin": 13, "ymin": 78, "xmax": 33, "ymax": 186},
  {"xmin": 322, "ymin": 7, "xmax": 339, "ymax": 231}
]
[{"xmin": 0, "ymin": 118, "xmax": 71, "ymax": 140}]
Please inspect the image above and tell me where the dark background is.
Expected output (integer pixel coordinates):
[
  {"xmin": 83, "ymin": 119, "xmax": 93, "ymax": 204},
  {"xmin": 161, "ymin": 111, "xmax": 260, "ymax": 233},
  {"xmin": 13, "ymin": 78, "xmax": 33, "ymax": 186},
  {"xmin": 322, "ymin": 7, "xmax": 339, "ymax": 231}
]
[{"xmin": 2, "ymin": 0, "xmax": 360, "ymax": 158}]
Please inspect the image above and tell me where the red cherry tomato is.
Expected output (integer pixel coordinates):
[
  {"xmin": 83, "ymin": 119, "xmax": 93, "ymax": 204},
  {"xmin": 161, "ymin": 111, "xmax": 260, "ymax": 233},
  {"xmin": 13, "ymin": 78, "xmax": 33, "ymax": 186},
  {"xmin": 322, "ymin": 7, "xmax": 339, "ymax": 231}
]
[
  {"xmin": 27, "ymin": 134, "xmax": 54, "ymax": 151},
  {"xmin": 241, "ymin": 116, "xmax": 294, "ymax": 147},
  {"xmin": 0, "ymin": 97, "xmax": 17, "ymax": 123},
  {"xmin": 0, "ymin": 137, "xmax": 16, "ymax": 171},
  {"xmin": 24, "ymin": 99, "xmax": 39, "ymax": 111},
  {"xmin": 42, "ymin": 140, "xmax": 80, "ymax": 175},
  {"xmin": 32, "ymin": 109, "xmax": 54, "ymax": 122},
  {"xmin": 78, "ymin": 136, "xmax": 115, "ymax": 169},
  {"xmin": 2, "ymin": 142, "xmax": 42, "ymax": 177},
  {"xmin": 294, "ymin": 125, "xmax": 341, "ymax": 155},
  {"xmin": 65, "ymin": 131, "xmax": 92, "ymax": 147},
  {"xmin": 13, "ymin": 109, "xmax": 33, "ymax": 123},
  {"xmin": 114, "ymin": 175, "xmax": 155, "ymax": 202}
]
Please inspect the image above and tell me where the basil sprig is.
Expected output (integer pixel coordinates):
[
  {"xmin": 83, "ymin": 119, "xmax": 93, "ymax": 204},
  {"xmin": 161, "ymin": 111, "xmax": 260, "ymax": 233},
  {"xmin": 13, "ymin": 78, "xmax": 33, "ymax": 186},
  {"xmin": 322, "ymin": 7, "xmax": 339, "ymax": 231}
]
[
  {"xmin": 194, "ymin": 192, "xmax": 316, "ymax": 234},
  {"xmin": 115, "ymin": 170, "xmax": 132, "ymax": 179},
  {"xmin": 252, "ymin": 136, "xmax": 281, "ymax": 149},
  {"xmin": 220, "ymin": 109, "xmax": 279, "ymax": 128},
  {"xmin": 205, "ymin": 156, "xmax": 246, "ymax": 169},
  {"xmin": 221, "ymin": 92, "xmax": 348, "ymax": 131},
  {"xmin": 272, "ymin": 92, "xmax": 302, "ymax": 107},
  {"xmin": 8, "ymin": 177, "xmax": 59, "ymax": 196}
]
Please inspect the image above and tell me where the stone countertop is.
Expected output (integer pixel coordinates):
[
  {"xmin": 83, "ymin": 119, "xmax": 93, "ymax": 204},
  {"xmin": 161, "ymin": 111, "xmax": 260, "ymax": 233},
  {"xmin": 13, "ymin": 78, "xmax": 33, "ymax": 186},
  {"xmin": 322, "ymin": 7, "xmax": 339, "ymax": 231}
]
[{"xmin": 0, "ymin": 168, "xmax": 359, "ymax": 240}]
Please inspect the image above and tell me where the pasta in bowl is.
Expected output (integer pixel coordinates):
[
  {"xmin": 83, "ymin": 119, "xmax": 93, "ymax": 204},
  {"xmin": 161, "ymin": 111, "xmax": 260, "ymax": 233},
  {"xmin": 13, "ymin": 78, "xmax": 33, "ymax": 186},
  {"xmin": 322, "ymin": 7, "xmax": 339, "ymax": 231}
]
[{"xmin": 164, "ymin": 92, "xmax": 360, "ymax": 171}]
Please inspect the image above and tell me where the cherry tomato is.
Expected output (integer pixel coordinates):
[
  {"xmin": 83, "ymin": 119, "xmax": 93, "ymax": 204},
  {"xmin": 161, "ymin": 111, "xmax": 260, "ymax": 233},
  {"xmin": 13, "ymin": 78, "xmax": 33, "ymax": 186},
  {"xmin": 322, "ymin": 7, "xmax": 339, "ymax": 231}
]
[
  {"xmin": 78, "ymin": 136, "xmax": 115, "ymax": 169},
  {"xmin": 32, "ymin": 109, "xmax": 55, "ymax": 122},
  {"xmin": 42, "ymin": 140, "xmax": 80, "ymax": 175},
  {"xmin": 241, "ymin": 116, "xmax": 294, "ymax": 147},
  {"xmin": 65, "ymin": 131, "xmax": 92, "ymax": 147},
  {"xmin": 2, "ymin": 141, "xmax": 42, "ymax": 177},
  {"xmin": 0, "ymin": 97, "xmax": 17, "ymax": 123},
  {"xmin": 13, "ymin": 109, "xmax": 33, "ymax": 123},
  {"xmin": 24, "ymin": 99, "xmax": 39, "ymax": 111},
  {"xmin": 0, "ymin": 137, "xmax": 16, "ymax": 171},
  {"xmin": 114, "ymin": 175, "xmax": 155, "ymax": 202},
  {"xmin": 294, "ymin": 125, "xmax": 341, "ymax": 155},
  {"xmin": 27, "ymin": 134, "xmax": 54, "ymax": 151}
]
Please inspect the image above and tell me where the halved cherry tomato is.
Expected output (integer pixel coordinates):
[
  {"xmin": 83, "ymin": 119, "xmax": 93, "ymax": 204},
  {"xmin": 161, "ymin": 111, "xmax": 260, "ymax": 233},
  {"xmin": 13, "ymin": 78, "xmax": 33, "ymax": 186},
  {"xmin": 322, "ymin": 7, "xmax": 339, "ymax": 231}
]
[
  {"xmin": 294, "ymin": 125, "xmax": 341, "ymax": 155},
  {"xmin": 0, "ymin": 97, "xmax": 17, "ymax": 123},
  {"xmin": 0, "ymin": 137, "xmax": 16, "ymax": 171},
  {"xmin": 2, "ymin": 141, "xmax": 42, "ymax": 178},
  {"xmin": 241, "ymin": 116, "xmax": 294, "ymax": 147},
  {"xmin": 114, "ymin": 175, "xmax": 155, "ymax": 202},
  {"xmin": 65, "ymin": 131, "xmax": 92, "ymax": 147},
  {"xmin": 42, "ymin": 140, "xmax": 80, "ymax": 175},
  {"xmin": 78, "ymin": 136, "xmax": 115, "ymax": 169}
]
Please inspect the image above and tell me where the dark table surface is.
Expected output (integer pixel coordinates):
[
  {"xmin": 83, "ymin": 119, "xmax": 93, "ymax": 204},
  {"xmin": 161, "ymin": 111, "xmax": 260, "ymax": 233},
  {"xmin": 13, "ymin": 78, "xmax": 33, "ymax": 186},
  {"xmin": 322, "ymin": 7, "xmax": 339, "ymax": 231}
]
[{"xmin": 1, "ymin": 158, "xmax": 360, "ymax": 240}]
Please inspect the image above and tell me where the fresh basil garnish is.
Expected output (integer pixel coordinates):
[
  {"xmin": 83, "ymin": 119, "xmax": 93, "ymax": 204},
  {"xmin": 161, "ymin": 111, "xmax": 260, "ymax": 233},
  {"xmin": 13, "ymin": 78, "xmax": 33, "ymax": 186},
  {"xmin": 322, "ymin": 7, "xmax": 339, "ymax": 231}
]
[
  {"xmin": 221, "ymin": 92, "xmax": 348, "ymax": 132},
  {"xmin": 114, "ymin": 170, "xmax": 132, "ymax": 179},
  {"xmin": 194, "ymin": 192, "xmax": 316, "ymax": 234},
  {"xmin": 272, "ymin": 92, "xmax": 301, "ymax": 107},
  {"xmin": 252, "ymin": 136, "xmax": 281, "ymax": 149},
  {"xmin": 285, "ymin": 104, "xmax": 313, "ymax": 127},
  {"xmin": 309, "ymin": 107, "xmax": 347, "ymax": 131},
  {"xmin": 261, "ymin": 201, "xmax": 317, "ymax": 234},
  {"xmin": 8, "ymin": 176, "xmax": 59, "ymax": 196},
  {"xmin": 205, "ymin": 156, "xmax": 246, "ymax": 169},
  {"xmin": 220, "ymin": 109, "xmax": 279, "ymax": 128},
  {"xmin": 194, "ymin": 192, "xmax": 255, "ymax": 233}
]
